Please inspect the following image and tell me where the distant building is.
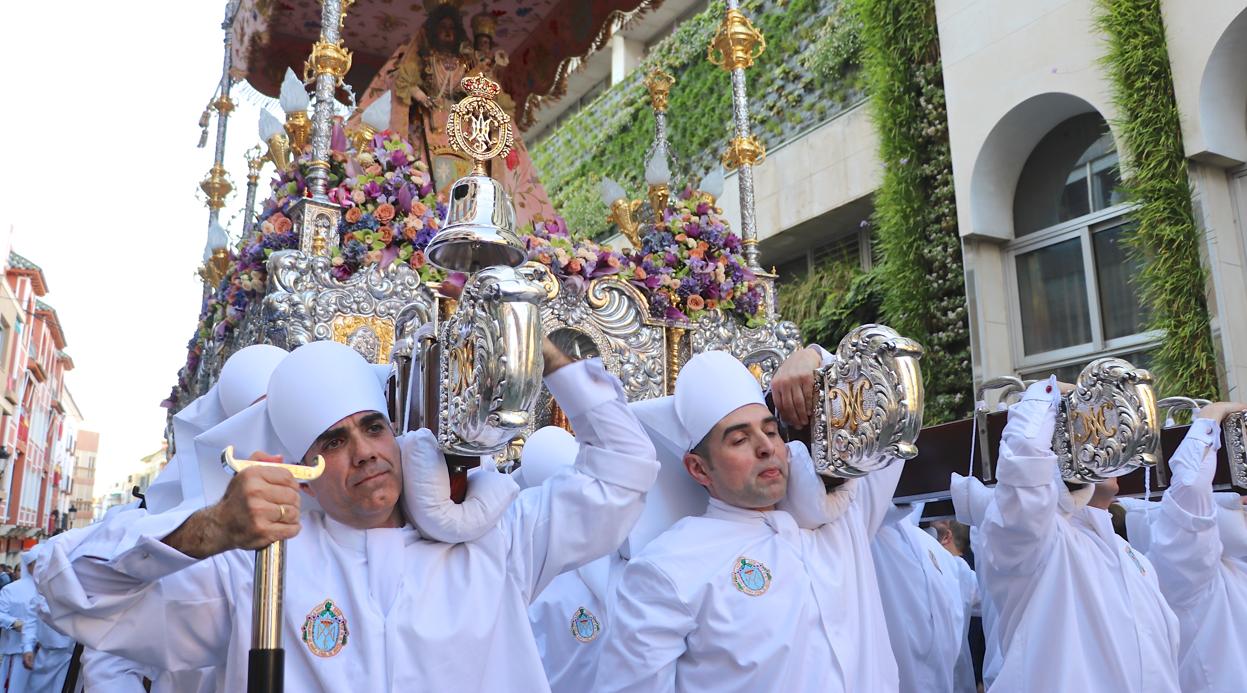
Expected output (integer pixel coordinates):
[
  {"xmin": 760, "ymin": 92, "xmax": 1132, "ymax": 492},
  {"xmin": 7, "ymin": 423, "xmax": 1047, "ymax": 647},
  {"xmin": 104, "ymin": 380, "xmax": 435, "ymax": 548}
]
[
  {"xmin": 0, "ymin": 243, "xmax": 80, "ymax": 562},
  {"xmin": 94, "ymin": 443, "xmax": 167, "ymax": 517},
  {"xmin": 70, "ymin": 429, "xmax": 98, "ymax": 529}
]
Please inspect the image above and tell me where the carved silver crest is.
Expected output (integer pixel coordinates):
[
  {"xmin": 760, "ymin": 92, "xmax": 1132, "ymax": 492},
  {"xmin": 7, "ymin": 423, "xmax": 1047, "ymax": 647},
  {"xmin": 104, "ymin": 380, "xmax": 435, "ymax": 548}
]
[
  {"xmin": 541, "ymin": 277, "xmax": 666, "ymax": 402},
  {"xmin": 689, "ymin": 311, "xmax": 801, "ymax": 390},
  {"xmin": 262, "ymin": 250, "xmax": 437, "ymax": 363},
  {"xmin": 810, "ymin": 324, "xmax": 925, "ymax": 478},
  {"xmin": 1224, "ymin": 412, "xmax": 1247, "ymax": 489},
  {"xmin": 1056, "ymin": 357, "xmax": 1160, "ymax": 483}
]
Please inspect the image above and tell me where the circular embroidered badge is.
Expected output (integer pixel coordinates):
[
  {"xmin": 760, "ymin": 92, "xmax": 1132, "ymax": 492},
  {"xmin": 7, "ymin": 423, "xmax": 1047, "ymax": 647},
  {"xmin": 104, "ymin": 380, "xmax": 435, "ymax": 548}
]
[
  {"xmin": 732, "ymin": 557, "xmax": 772, "ymax": 596},
  {"xmin": 570, "ymin": 606, "xmax": 601, "ymax": 643},
  {"xmin": 301, "ymin": 599, "xmax": 350, "ymax": 658}
]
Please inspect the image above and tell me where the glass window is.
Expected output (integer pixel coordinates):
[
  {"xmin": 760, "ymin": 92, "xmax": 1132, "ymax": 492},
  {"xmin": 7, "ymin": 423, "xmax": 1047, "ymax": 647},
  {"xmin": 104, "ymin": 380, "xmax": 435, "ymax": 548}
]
[
  {"xmin": 1092, "ymin": 222, "xmax": 1149, "ymax": 340},
  {"xmin": 1015, "ymin": 237, "xmax": 1092, "ymax": 354},
  {"xmin": 1015, "ymin": 114, "xmax": 1123, "ymax": 236}
]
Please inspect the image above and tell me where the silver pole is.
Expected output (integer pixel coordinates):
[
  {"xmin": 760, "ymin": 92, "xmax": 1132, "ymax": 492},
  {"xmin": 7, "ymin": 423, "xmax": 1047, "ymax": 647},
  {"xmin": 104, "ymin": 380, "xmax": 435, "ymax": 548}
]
[{"xmin": 305, "ymin": 0, "xmax": 347, "ymax": 201}]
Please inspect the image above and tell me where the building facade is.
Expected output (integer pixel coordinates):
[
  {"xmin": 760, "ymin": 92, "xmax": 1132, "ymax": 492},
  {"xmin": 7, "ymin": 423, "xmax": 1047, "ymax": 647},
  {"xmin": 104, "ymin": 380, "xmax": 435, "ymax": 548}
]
[
  {"xmin": 70, "ymin": 429, "xmax": 98, "ymax": 529},
  {"xmin": 0, "ymin": 244, "xmax": 83, "ymax": 561},
  {"xmin": 531, "ymin": 0, "xmax": 1247, "ymax": 402}
]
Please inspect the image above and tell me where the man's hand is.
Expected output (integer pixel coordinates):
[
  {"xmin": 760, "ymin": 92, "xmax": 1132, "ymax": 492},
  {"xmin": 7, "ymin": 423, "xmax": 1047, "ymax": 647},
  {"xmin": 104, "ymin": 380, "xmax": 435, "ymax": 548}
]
[
  {"xmin": 542, "ymin": 337, "xmax": 572, "ymax": 376},
  {"xmin": 21, "ymin": 651, "xmax": 32, "ymax": 670},
  {"xmin": 163, "ymin": 456, "xmax": 302, "ymax": 559},
  {"xmin": 11, "ymin": 619, "xmax": 21, "ymax": 632},
  {"xmin": 772, "ymin": 346, "xmax": 823, "ymax": 429},
  {"xmin": 1197, "ymin": 401, "xmax": 1247, "ymax": 424}
]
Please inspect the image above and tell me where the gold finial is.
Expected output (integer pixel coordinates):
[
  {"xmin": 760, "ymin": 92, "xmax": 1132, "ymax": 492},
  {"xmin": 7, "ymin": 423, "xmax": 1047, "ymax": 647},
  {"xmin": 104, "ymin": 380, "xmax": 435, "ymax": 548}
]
[
  {"xmin": 285, "ymin": 110, "xmax": 312, "ymax": 152},
  {"xmin": 200, "ymin": 164, "xmax": 232, "ymax": 210},
  {"xmin": 647, "ymin": 183, "xmax": 670, "ymax": 219},
  {"xmin": 708, "ymin": 9, "xmax": 766, "ymax": 72},
  {"xmin": 721, "ymin": 135, "xmax": 766, "ymax": 170},
  {"xmin": 644, "ymin": 69, "xmax": 675, "ymax": 112},
  {"xmin": 245, "ymin": 145, "xmax": 265, "ymax": 182},
  {"xmin": 447, "ymin": 74, "xmax": 514, "ymax": 175},
  {"xmin": 200, "ymin": 247, "xmax": 232, "ymax": 286}
]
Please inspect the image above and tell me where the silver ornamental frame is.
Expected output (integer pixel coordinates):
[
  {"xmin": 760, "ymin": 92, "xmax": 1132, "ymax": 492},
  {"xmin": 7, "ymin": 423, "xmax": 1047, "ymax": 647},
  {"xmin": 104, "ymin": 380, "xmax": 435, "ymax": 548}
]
[
  {"xmin": 810, "ymin": 324, "xmax": 925, "ymax": 478},
  {"xmin": 1224, "ymin": 412, "xmax": 1247, "ymax": 489},
  {"xmin": 262, "ymin": 250, "xmax": 438, "ymax": 363},
  {"xmin": 541, "ymin": 277, "xmax": 667, "ymax": 402},
  {"xmin": 689, "ymin": 310, "xmax": 801, "ymax": 390},
  {"xmin": 1056, "ymin": 357, "xmax": 1160, "ymax": 483}
]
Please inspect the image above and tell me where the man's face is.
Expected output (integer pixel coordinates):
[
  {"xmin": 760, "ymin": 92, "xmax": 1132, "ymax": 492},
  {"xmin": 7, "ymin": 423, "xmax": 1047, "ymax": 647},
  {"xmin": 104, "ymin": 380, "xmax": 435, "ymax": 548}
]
[
  {"xmin": 684, "ymin": 404, "xmax": 789, "ymax": 511},
  {"xmin": 302, "ymin": 411, "xmax": 403, "ymax": 529}
]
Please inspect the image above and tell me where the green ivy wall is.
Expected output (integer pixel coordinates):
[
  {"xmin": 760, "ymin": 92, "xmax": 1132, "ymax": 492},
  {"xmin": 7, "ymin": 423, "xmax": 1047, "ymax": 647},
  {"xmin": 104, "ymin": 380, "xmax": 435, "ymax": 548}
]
[{"xmin": 529, "ymin": 0, "xmax": 864, "ymax": 239}]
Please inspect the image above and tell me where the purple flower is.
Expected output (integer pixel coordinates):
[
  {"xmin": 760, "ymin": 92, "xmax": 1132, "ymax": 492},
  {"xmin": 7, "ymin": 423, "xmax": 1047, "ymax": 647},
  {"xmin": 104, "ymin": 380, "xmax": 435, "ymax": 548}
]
[{"xmin": 397, "ymin": 184, "xmax": 414, "ymax": 214}]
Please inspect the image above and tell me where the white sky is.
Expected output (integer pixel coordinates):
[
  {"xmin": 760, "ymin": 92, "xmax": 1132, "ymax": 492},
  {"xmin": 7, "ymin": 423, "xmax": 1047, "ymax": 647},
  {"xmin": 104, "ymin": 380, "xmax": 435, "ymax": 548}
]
[{"xmin": 0, "ymin": 3, "xmax": 270, "ymax": 494}]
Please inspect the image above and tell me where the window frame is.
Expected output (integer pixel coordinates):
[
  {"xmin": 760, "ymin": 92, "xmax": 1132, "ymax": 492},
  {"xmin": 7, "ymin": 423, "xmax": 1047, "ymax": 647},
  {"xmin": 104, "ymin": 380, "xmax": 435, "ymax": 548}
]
[{"xmin": 1005, "ymin": 201, "xmax": 1161, "ymax": 372}]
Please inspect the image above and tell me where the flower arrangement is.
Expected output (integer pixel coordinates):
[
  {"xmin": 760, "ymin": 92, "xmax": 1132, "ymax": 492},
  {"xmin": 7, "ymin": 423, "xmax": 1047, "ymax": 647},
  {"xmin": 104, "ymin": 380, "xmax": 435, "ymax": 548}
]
[
  {"xmin": 326, "ymin": 130, "xmax": 446, "ymax": 282},
  {"xmin": 523, "ymin": 214, "xmax": 629, "ymax": 292},
  {"xmin": 626, "ymin": 187, "xmax": 764, "ymax": 324}
]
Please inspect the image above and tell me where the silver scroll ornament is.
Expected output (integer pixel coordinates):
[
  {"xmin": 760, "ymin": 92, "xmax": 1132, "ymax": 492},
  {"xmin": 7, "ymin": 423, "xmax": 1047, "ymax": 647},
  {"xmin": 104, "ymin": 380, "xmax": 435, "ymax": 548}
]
[
  {"xmin": 1055, "ymin": 357, "xmax": 1160, "ymax": 483},
  {"xmin": 810, "ymin": 324, "xmax": 925, "ymax": 478},
  {"xmin": 690, "ymin": 310, "xmax": 801, "ymax": 390},
  {"xmin": 1223, "ymin": 412, "xmax": 1247, "ymax": 489}
]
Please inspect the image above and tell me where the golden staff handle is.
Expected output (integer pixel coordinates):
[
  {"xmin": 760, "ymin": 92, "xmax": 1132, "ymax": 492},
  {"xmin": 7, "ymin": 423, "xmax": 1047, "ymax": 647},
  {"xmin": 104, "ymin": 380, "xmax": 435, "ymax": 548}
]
[{"xmin": 221, "ymin": 447, "xmax": 325, "ymax": 693}]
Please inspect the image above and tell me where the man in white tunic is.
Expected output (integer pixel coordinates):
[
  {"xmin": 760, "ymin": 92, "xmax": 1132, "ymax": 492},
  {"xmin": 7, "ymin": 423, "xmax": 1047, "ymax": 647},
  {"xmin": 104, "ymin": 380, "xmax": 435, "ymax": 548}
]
[
  {"xmin": 522, "ymin": 426, "xmax": 627, "ymax": 692},
  {"xmin": 980, "ymin": 377, "xmax": 1180, "ymax": 693},
  {"xmin": 1143, "ymin": 401, "xmax": 1247, "ymax": 693},
  {"xmin": 21, "ymin": 595, "xmax": 74, "ymax": 693},
  {"xmin": 871, "ymin": 503, "xmax": 974, "ymax": 693},
  {"xmin": 147, "ymin": 343, "xmax": 287, "ymax": 513},
  {"xmin": 950, "ymin": 473, "xmax": 1001, "ymax": 690},
  {"xmin": 595, "ymin": 347, "xmax": 902, "ymax": 693},
  {"xmin": 0, "ymin": 566, "xmax": 36, "ymax": 693},
  {"xmin": 32, "ymin": 338, "xmax": 658, "ymax": 691}
]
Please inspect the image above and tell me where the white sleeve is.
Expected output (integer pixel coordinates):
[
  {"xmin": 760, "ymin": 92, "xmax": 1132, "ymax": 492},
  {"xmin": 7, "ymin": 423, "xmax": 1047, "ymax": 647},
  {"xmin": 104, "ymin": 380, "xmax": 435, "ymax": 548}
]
[
  {"xmin": 80, "ymin": 648, "xmax": 156, "ymax": 693},
  {"xmin": 504, "ymin": 358, "xmax": 659, "ymax": 601},
  {"xmin": 858, "ymin": 458, "xmax": 905, "ymax": 538},
  {"xmin": 981, "ymin": 381, "xmax": 1062, "ymax": 576},
  {"xmin": 31, "ymin": 507, "xmax": 233, "ymax": 671},
  {"xmin": 1148, "ymin": 420, "xmax": 1222, "ymax": 608},
  {"xmin": 593, "ymin": 558, "xmax": 690, "ymax": 693},
  {"xmin": 20, "ymin": 605, "xmax": 36, "ymax": 654},
  {"xmin": 0, "ymin": 584, "xmax": 18, "ymax": 630}
]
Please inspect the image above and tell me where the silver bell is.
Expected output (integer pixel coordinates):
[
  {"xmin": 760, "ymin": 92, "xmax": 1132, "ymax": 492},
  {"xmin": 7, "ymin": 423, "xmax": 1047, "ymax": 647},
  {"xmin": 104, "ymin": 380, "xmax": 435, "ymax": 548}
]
[{"xmin": 426, "ymin": 174, "xmax": 527, "ymax": 272}]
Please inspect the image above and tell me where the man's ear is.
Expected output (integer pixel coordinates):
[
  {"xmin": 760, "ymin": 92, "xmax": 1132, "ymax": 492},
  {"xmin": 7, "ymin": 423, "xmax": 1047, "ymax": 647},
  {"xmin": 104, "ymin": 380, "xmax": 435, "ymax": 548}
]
[
  {"xmin": 301, "ymin": 481, "xmax": 317, "ymax": 498},
  {"xmin": 683, "ymin": 452, "xmax": 713, "ymax": 490}
]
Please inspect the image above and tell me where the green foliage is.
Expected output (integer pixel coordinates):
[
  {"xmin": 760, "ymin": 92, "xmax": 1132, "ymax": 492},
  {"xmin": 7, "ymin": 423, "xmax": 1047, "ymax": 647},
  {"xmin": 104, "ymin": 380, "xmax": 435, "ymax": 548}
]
[
  {"xmin": 1094, "ymin": 0, "xmax": 1219, "ymax": 398},
  {"xmin": 779, "ymin": 264, "xmax": 884, "ymax": 349},
  {"xmin": 852, "ymin": 0, "xmax": 970, "ymax": 423},
  {"xmin": 530, "ymin": 0, "xmax": 864, "ymax": 238}
]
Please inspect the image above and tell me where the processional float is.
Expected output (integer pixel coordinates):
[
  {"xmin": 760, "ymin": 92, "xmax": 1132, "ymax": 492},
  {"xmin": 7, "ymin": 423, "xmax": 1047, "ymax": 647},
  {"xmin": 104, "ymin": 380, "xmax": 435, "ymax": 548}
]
[{"xmin": 169, "ymin": 0, "xmax": 1246, "ymax": 690}]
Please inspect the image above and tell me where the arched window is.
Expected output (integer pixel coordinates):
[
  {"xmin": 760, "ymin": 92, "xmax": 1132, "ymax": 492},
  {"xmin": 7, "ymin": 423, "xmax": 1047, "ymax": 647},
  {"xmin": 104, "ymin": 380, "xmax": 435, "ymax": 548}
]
[{"xmin": 1006, "ymin": 113, "xmax": 1155, "ymax": 380}]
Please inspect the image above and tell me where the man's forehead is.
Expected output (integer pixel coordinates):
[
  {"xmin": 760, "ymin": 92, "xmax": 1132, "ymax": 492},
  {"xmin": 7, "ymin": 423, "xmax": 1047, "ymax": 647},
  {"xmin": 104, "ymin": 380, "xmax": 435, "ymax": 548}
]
[
  {"xmin": 320, "ymin": 410, "xmax": 387, "ymax": 435},
  {"xmin": 715, "ymin": 403, "xmax": 774, "ymax": 430}
]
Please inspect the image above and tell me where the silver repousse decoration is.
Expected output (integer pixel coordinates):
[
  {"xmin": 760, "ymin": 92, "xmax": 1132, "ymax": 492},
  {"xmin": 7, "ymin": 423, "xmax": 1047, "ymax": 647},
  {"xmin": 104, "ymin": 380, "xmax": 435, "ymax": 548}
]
[
  {"xmin": 542, "ymin": 278, "xmax": 667, "ymax": 402},
  {"xmin": 1056, "ymin": 357, "xmax": 1160, "ymax": 483},
  {"xmin": 1222, "ymin": 412, "xmax": 1247, "ymax": 489},
  {"xmin": 262, "ymin": 250, "xmax": 437, "ymax": 361},
  {"xmin": 689, "ymin": 311, "xmax": 800, "ymax": 390},
  {"xmin": 432, "ymin": 265, "xmax": 547, "ymax": 455},
  {"xmin": 810, "ymin": 324, "xmax": 925, "ymax": 478}
]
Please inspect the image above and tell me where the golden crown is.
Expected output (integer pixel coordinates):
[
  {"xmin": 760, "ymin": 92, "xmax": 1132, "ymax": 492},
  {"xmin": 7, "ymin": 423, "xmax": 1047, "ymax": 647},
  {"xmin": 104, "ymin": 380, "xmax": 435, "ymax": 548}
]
[
  {"xmin": 471, "ymin": 11, "xmax": 497, "ymax": 37},
  {"xmin": 461, "ymin": 73, "xmax": 503, "ymax": 98}
]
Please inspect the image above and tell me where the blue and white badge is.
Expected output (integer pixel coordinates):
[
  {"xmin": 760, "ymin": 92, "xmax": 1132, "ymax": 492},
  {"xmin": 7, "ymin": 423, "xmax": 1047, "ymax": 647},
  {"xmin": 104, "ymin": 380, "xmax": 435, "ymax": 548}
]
[
  {"xmin": 732, "ymin": 557, "xmax": 772, "ymax": 596},
  {"xmin": 302, "ymin": 599, "xmax": 350, "ymax": 658},
  {"xmin": 570, "ymin": 606, "xmax": 601, "ymax": 643}
]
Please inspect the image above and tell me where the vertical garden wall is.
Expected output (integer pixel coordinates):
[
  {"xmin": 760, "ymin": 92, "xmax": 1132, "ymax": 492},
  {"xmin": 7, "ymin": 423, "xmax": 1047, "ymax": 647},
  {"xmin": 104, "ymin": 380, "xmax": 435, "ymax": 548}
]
[
  {"xmin": 529, "ymin": 0, "xmax": 864, "ymax": 239},
  {"xmin": 1095, "ymin": 0, "xmax": 1220, "ymax": 398}
]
